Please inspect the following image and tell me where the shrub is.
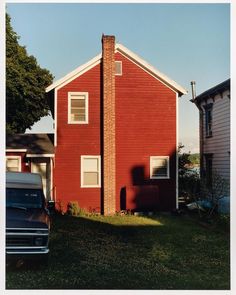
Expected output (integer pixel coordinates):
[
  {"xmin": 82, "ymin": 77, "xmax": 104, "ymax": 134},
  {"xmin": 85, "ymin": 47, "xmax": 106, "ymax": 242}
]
[
  {"xmin": 199, "ymin": 170, "xmax": 230, "ymax": 218},
  {"xmin": 55, "ymin": 200, "xmax": 65, "ymax": 215},
  {"xmin": 67, "ymin": 201, "xmax": 80, "ymax": 216},
  {"xmin": 178, "ymin": 143, "xmax": 200, "ymax": 203}
]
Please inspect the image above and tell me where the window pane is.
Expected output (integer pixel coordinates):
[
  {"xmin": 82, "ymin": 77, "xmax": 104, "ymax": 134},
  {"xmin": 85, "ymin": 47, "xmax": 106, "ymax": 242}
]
[
  {"xmin": 71, "ymin": 108, "xmax": 85, "ymax": 116},
  {"xmin": 7, "ymin": 159, "xmax": 19, "ymax": 167},
  {"xmin": 115, "ymin": 61, "xmax": 122, "ymax": 75},
  {"xmin": 152, "ymin": 167, "xmax": 167, "ymax": 177},
  {"xmin": 71, "ymin": 105, "xmax": 86, "ymax": 122},
  {"xmin": 151, "ymin": 157, "xmax": 168, "ymax": 177},
  {"xmin": 83, "ymin": 172, "xmax": 99, "ymax": 186},
  {"xmin": 152, "ymin": 158, "xmax": 167, "ymax": 168},
  {"xmin": 6, "ymin": 158, "xmax": 19, "ymax": 172},
  {"xmin": 71, "ymin": 98, "xmax": 85, "ymax": 108},
  {"xmin": 71, "ymin": 114, "xmax": 86, "ymax": 122},
  {"xmin": 83, "ymin": 158, "xmax": 98, "ymax": 172}
]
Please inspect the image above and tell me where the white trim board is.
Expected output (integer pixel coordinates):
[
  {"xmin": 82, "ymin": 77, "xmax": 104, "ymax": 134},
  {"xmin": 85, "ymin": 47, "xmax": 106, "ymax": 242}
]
[
  {"xmin": 46, "ymin": 54, "xmax": 101, "ymax": 92},
  {"xmin": 46, "ymin": 43, "xmax": 187, "ymax": 96},
  {"xmin": 26, "ymin": 154, "xmax": 54, "ymax": 158},
  {"xmin": 116, "ymin": 44, "xmax": 187, "ymax": 96},
  {"xmin": 176, "ymin": 92, "xmax": 179, "ymax": 210},
  {"xmin": 6, "ymin": 149, "xmax": 27, "ymax": 153}
]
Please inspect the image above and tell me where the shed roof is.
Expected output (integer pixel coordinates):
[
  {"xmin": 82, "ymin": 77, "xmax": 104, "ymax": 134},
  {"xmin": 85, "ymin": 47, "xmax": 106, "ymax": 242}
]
[{"xmin": 6, "ymin": 134, "xmax": 54, "ymax": 155}]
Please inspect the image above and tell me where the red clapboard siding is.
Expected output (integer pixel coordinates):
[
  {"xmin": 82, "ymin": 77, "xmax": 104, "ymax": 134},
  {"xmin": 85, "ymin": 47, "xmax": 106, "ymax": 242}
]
[
  {"xmin": 115, "ymin": 52, "xmax": 176, "ymax": 211},
  {"xmin": 54, "ymin": 52, "xmax": 177, "ymax": 212},
  {"xmin": 55, "ymin": 64, "xmax": 102, "ymax": 212}
]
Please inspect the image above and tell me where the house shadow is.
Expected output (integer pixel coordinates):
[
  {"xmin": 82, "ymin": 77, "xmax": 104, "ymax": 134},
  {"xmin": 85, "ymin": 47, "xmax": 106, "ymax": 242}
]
[
  {"xmin": 120, "ymin": 150, "xmax": 177, "ymax": 213},
  {"xmin": 121, "ymin": 166, "xmax": 161, "ymax": 212},
  {"xmin": 6, "ymin": 213, "xmax": 166, "ymax": 273}
]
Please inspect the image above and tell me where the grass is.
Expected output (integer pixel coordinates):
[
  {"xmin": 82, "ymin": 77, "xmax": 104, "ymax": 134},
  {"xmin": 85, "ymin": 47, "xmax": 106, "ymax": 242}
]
[{"xmin": 6, "ymin": 213, "xmax": 230, "ymax": 290}]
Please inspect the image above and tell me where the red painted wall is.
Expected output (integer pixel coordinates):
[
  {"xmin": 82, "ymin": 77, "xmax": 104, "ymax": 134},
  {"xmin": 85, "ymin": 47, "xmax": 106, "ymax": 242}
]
[
  {"xmin": 55, "ymin": 64, "xmax": 102, "ymax": 212},
  {"xmin": 54, "ymin": 53, "xmax": 177, "ymax": 212},
  {"xmin": 115, "ymin": 52, "xmax": 176, "ymax": 211}
]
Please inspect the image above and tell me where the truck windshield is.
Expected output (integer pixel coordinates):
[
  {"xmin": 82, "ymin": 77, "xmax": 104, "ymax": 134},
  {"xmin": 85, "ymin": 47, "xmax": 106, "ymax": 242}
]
[{"xmin": 6, "ymin": 188, "xmax": 44, "ymax": 209}]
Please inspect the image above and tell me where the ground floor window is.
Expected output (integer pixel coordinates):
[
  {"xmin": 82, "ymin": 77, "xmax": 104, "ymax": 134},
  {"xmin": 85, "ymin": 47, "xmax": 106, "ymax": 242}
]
[
  {"xmin": 150, "ymin": 156, "xmax": 169, "ymax": 179},
  {"xmin": 81, "ymin": 156, "xmax": 101, "ymax": 188},
  {"xmin": 6, "ymin": 156, "xmax": 21, "ymax": 172}
]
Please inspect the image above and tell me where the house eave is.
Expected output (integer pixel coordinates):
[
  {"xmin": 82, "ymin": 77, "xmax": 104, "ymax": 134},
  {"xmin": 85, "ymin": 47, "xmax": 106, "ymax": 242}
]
[
  {"xmin": 46, "ymin": 53, "xmax": 102, "ymax": 93},
  {"xmin": 46, "ymin": 43, "xmax": 187, "ymax": 96},
  {"xmin": 115, "ymin": 43, "xmax": 187, "ymax": 96},
  {"xmin": 193, "ymin": 78, "xmax": 230, "ymax": 104}
]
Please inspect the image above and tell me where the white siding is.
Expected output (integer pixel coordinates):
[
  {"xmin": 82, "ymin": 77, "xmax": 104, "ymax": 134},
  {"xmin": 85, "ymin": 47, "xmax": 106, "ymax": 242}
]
[{"xmin": 200, "ymin": 90, "xmax": 230, "ymax": 181}]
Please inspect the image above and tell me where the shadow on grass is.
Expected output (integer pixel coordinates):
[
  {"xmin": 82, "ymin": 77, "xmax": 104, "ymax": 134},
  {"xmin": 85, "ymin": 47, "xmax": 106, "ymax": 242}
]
[{"xmin": 6, "ymin": 213, "xmax": 230, "ymax": 290}]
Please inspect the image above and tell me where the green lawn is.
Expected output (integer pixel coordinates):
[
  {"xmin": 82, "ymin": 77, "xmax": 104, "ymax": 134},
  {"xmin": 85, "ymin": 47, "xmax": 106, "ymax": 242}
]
[{"xmin": 6, "ymin": 213, "xmax": 230, "ymax": 290}]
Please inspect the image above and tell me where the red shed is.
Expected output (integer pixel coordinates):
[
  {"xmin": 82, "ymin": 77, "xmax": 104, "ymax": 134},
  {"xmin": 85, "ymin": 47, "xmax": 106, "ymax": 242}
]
[{"xmin": 46, "ymin": 35, "xmax": 187, "ymax": 214}]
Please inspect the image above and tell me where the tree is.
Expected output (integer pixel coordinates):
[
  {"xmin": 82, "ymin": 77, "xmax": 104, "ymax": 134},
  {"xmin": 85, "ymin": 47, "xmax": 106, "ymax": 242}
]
[
  {"xmin": 6, "ymin": 13, "xmax": 53, "ymax": 134},
  {"xmin": 178, "ymin": 143, "xmax": 200, "ymax": 203}
]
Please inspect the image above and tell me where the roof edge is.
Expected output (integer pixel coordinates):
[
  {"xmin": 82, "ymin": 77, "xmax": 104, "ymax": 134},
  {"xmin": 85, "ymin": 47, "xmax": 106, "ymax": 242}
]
[
  {"xmin": 194, "ymin": 78, "xmax": 230, "ymax": 102},
  {"xmin": 46, "ymin": 53, "xmax": 102, "ymax": 92},
  {"xmin": 115, "ymin": 43, "xmax": 187, "ymax": 96},
  {"xmin": 46, "ymin": 43, "xmax": 187, "ymax": 96}
]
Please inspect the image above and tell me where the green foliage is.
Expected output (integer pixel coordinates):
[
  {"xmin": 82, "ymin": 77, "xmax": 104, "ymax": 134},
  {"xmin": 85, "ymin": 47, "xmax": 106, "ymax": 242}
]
[
  {"xmin": 6, "ymin": 13, "xmax": 53, "ymax": 134},
  {"xmin": 67, "ymin": 201, "xmax": 80, "ymax": 216},
  {"xmin": 178, "ymin": 144, "xmax": 200, "ymax": 202},
  {"xmin": 189, "ymin": 153, "xmax": 200, "ymax": 165},
  {"xmin": 6, "ymin": 214, "xmax": 230, "ymax": 289},
  {"xmin": 199, "ymin": 171, "xmax": 230, "ymax": 218},
  {"xmin": 66, "ymin": 201, "xmax": 89, "ymax": 216},
  {"xmin": 178, "ymin": 143, "xmax": 191, "ymax": 173}
]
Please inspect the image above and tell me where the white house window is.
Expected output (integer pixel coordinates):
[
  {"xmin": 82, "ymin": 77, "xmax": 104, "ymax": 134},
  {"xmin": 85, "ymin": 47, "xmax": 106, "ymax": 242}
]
[
  {"xmin": 6, "ymin": 156, "xmax": 21, "ymax": 172},
  {"xmin": 81, "ymin": 156, "xmax": 101, "ymax": 188},
  {"xmin": 150, "ymin": 156, "xmax": 169, "ymax": 179},
  {"xmin": 115, "ymin": 61, "xmax": 122, "ymax": 75},
  {"xmin": 68, "ymin": 92, "xmax": 88, "ymax": 124}
]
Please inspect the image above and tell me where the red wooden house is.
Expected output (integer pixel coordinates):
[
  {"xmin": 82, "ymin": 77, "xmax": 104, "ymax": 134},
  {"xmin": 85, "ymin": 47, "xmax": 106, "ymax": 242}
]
[{"xmin": 46, "ymin": 35, "xmax": 187, "ymax": 214}]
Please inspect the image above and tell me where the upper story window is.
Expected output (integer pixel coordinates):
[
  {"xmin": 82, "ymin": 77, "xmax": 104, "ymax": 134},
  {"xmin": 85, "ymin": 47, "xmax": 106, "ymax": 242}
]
[
  {"xmin": 150, "ymin": 156, "xmax": 170, "ymax": 179},
  {"xmin": 115, "ymin": 61, "xmax": 122, "ymax": 75},
  {"xmin": 68, "ymin": 92, "xmax": 88, "ymax": 124},
  {"xmin": 204, "ymin": 103, "xmax": 213, "ymax": 137},
  {"xmin": 6, "ymin": 156, "xmax": 21, "ymax": 172}
]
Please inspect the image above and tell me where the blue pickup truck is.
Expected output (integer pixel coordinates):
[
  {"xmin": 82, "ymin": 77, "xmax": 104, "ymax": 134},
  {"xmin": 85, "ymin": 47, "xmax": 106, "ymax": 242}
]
[{"xmin": 6, "ymin": 172, "xmax": 51, "ymax": 264}]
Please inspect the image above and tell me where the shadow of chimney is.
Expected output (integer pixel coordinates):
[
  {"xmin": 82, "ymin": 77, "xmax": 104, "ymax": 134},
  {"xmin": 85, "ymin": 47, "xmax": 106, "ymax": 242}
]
[{"xmin": 120, "ymin": 148, "xmax": 177, "ymax": 213}]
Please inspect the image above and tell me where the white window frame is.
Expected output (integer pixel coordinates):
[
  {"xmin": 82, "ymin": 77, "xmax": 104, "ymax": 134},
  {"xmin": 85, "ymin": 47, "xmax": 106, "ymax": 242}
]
[
  {"xmin": 150, "ymin": 156, "xmax": 170, "ymax": 179},
  {"xmin": 115, "ymin": 61, "xmax": 122, "ymax": 76},
  {"xmin": 6, "ymin": 156, "xmax": 21, "ymax": 172},
  {"xmin": 68, "ymin": 92, "xmax": 89, "ymax": 124},
  {"xmin": 81, "ymin": 155, "xmax": 101, "ymax": 188}
]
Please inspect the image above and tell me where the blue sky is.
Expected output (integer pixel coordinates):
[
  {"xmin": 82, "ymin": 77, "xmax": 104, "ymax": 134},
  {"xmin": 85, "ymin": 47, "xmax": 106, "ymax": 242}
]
[{"xmin": 6, "ymin": 2, "xmax": 230, "ymax": 153}]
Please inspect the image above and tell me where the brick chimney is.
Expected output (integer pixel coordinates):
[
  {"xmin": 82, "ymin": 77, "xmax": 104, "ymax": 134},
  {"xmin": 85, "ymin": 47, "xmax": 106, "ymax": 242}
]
[{"xmin": 102, "ymin": 35, "xmax": 116, "ymax": 215}]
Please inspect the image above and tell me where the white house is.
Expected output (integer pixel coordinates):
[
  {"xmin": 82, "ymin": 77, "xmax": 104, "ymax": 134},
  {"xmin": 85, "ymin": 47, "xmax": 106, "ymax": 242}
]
[{"xmin": 191, "ymin": 79, "xmax": 230, "ymax": 197}]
